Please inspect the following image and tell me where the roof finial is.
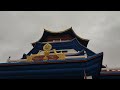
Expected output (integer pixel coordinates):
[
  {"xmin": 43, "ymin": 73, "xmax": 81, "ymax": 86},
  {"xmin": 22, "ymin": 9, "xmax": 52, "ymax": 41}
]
[{"xmin": 7, "ymin": 56, "xmax": 11, "ymax": 63}]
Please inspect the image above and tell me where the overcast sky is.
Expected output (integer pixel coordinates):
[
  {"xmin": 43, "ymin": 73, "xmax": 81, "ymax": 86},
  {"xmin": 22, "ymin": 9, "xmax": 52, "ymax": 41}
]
[{"xmin": 0, "ymin": 11, "xmax": 120, "ymax": 68}]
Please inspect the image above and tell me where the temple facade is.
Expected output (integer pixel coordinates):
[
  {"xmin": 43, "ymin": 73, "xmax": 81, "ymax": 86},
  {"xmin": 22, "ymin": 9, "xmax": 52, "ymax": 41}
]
[{"xmin": 0, "ymin": 27, "xmax": 108, "ymax": 79}]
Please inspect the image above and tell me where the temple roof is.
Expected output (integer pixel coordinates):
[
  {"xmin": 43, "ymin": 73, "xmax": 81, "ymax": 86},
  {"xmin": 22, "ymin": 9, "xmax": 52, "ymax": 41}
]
[
  {"xmin": 28, "ymin": 38, "xmax": 95, "ymax": 56},
  {"xmin": 32, "ymin": 27, "xmax": 89, "ymax": 47}
]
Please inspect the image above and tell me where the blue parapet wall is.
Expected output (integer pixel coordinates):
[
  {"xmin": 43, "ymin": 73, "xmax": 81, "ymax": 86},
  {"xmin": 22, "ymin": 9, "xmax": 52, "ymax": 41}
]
[
  {"xmin": 100, "ymin": 71, "xmax": 120, "ymax": 79},
  {"xmin": 0, "ymin": 52, "xmax": 103, "ymax": 79}
]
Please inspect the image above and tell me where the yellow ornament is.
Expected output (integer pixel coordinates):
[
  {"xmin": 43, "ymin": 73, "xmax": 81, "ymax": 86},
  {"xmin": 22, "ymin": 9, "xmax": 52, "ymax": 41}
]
[{"xmin": 43, "ymin": 43, "xmax": 52, "ymax": 51}]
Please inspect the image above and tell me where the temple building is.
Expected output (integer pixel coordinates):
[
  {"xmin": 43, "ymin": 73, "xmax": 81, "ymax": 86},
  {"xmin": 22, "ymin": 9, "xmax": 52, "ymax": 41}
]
[{"xmin": 0, "ymin": 27, "xmax": 115, "ymax": 79}]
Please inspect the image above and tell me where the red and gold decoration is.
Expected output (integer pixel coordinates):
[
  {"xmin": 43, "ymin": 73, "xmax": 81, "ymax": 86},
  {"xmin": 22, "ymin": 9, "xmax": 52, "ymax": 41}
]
[{"xmin": 27, "ymin": 43, "xmax": 66, "ymax": 62}]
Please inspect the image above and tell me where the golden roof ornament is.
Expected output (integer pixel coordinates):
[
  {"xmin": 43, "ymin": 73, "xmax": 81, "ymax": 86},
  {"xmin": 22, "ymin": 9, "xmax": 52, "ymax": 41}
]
[{"xmin": 43, "ymin": 43, "xmax": 52, "ymax": 51}]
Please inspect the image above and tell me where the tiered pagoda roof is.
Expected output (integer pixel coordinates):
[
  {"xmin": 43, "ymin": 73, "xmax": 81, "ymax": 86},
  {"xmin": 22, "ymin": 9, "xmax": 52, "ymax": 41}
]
[{"xmin": 32, "ymin": 27, "xmax": 89, "ymax": 47}]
